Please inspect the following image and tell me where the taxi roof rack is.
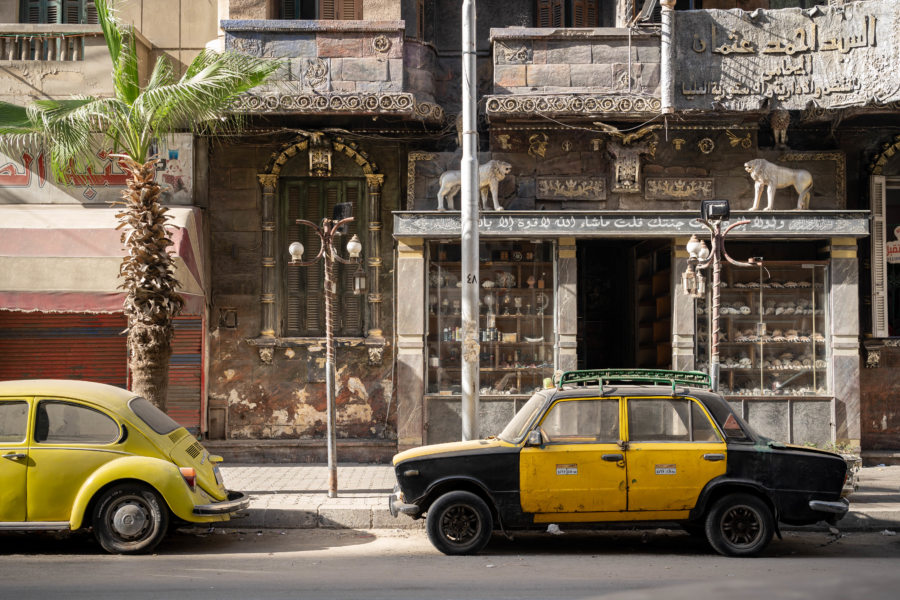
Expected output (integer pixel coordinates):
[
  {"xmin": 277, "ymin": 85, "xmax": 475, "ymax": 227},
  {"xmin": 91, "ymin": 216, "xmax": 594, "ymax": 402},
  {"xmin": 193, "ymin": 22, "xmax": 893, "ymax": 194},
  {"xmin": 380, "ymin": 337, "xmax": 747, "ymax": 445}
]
[{"xmin": 557, "ymin": 369, "xmax": 711, "ymax": 393}]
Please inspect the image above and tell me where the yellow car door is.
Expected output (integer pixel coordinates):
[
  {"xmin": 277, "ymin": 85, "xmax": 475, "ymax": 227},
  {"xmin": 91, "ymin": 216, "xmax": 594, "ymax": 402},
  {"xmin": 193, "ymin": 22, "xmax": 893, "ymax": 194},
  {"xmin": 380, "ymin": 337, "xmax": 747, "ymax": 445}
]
[
  {"xmin": 520, "ymin": 397, "xmax": 627, "ymax": 520},
  {"xmin": 0, "ymin": 397, "xmax": 31, "ymax": 522},
  {"xmin": 624, "ymin": 396, "xmax": 726, "ymax": 515},
  {"xmin": 27, "ymin": 399, "xmax": 124, "ymax": 523}
]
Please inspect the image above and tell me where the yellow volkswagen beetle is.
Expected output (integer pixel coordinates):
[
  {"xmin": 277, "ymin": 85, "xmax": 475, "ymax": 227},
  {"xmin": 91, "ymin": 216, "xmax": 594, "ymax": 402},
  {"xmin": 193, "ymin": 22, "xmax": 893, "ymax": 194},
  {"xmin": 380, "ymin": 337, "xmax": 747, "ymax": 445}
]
[{"xmin": 0, "ymin": 380, "xmax": 249, "ymax": 554}]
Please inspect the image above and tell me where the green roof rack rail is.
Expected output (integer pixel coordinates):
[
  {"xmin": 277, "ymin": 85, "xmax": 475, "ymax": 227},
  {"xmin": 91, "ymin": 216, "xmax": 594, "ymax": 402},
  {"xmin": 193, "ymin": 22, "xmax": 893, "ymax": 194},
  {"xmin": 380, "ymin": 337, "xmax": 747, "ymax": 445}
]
[{"xmin": 557, "ymin": 369, "xmax": 711, "ymax": 391}]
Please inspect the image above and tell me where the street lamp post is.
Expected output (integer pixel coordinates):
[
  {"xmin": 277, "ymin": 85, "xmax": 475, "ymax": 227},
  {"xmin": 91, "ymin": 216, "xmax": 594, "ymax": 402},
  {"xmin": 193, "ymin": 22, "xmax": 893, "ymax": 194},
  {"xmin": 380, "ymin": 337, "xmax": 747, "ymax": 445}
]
[
  {"xmin": 288, "ymin": 217, "xmax": 365, "ymax": 498},
  {"xmin": 682, "ymin": 200, "xmax": 761, "ymax": 392}
]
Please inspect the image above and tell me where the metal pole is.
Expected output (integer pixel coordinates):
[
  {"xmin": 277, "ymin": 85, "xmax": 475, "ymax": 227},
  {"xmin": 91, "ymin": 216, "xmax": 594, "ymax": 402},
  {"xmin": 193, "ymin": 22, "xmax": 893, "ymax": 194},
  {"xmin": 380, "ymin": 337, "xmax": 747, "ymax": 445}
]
[
  {"xmin": 659, "ymin": 0, "xmax": 676, "ymax": 114},
  {"xmin": 710, "ymin": 227, "xmax": 721, "ymax": 392},
  {"xmin": 460, "ymin": 0, "xmax": 480, "ymax": 441},
  {"xmin": 324, "ymin": 223, "xmax": 338, "ymax": 497}
]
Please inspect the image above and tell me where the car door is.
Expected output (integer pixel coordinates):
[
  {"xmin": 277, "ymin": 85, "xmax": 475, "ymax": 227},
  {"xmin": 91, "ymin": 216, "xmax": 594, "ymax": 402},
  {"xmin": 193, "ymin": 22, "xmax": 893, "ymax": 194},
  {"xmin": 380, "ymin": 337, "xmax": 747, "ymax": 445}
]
[
  {"xmin": 27, "ymin": 398, "xmax": 124, "ymax": 522},
  {"xmin": 624, "ymin": 396, "xmax": 726, "ymax": 514},
  {"xmin": 520, "ymin": 397, "xmax": 627, "ymax": 517},
  {"xmin": 0, "ymin": 397, "xmax": 31, "ymax": 522}
]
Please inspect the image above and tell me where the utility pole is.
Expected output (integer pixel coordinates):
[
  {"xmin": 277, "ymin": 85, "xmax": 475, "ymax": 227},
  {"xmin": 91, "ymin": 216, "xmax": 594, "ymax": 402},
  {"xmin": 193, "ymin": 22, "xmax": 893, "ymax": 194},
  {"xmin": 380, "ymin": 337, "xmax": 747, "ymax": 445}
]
[{"xmin": 460, "ymin": 0, "xmax": 480, "ymax": 441}]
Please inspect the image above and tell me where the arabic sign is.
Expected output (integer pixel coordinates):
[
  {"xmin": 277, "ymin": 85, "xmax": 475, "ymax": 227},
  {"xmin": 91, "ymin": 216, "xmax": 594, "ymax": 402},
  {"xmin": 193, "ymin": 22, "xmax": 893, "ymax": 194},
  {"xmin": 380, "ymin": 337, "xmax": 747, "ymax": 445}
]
[
  {"xmin": 674, "ymin": 0, "xmax": 900, "ymax": 111},
  {"xmin": 393, "ymin": 211, "xmax": 869, "ymax": 239},
  {"xmin": 887, "ymin": 241, "xmax": 900, "ymax": 264},
  {"xmin": 0, "ymin": 134, "xmax": 193, "ymax": 205}
]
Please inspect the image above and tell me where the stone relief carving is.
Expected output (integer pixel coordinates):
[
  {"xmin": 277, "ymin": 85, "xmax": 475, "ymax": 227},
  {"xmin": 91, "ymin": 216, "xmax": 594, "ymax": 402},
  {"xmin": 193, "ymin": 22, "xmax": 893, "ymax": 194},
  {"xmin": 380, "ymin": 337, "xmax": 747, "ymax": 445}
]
[
  {"xmin": 698, "ymin": 137, "xmax": 716, "ymax": 154},
  {"xmin": 231, "ymin": 37, "xmax": 262, "ymax": 56},
  {"xmin": 528, "ymin": 133, "xmax": 548, "ymax": 158},
  {"xmin": 258, "ymin": 347, "xmax": 274, "ymax": 365},
  {"xmin": 367, "ymin": 345, "xmax": 384, "ymax": 365},
  {"xmin": 486, "ymin": 95, "xmax": 661, "ymax": 117},
  {"xmin": 770, "ymin": 110, "xmax": 791, "ymax": 148},
  {"xmin": 594, "ymin": 122, "xmax": 660, "ymax": 195},
  {"xmin": 745, "ymin": 158, "xmax": 813, "ymax": 210},
  {"xmin": 232, "ymin": 93, "xmax": 444, "ymax": 125},
  {"xmin": 437, "ymin": 160, "xmax": 512, "ymax": 211},
  {"xmin": 497, "ymin": 43, "xmax": 531, "ymax": 64},
  {"xmin": 372, "ymin": 34, "xmax": 391, "ymax": 54},
  {"xmin": 726, "ymin": 129, "xmax": 752, "ymax": 149},
  {"xmin": 536, "ymin": 177, "xmax": 607, "ymax": 201},
  {"xmin": 645, "ymin": 178, "xmax": 714, "ymax": 200},
  {"xmin": 407, "ymin": 152, "xmax": 438, "ymax": 210},
  {"xmin": 303, "ymin": 58, "xmax": 329, "ymax": 89}
]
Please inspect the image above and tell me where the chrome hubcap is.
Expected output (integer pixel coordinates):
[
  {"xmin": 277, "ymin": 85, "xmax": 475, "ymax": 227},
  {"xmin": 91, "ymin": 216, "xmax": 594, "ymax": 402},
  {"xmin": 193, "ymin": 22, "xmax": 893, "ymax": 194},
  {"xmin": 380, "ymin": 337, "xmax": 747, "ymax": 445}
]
[{"xmin": 111, "ymin": 499, "xmax": 150, "ymax": 539}]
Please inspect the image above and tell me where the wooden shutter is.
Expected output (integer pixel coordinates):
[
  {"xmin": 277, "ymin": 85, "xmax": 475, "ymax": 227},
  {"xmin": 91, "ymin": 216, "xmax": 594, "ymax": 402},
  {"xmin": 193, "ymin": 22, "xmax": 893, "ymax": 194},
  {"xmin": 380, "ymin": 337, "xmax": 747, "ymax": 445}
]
[
  {"xmin": 320, "ymin": 0, "xmax": 361, "ymax": 20},
  {"xmin": 871, "ymin": 174, "xmax": 889, "ymax": 337},
  {"xmin": 280, "ymin": 0, "xmax": 297, "ymax": 19},
  {"xmin": 572, "ymin": 0, "xmax": 599, "ymax": 27},
  {"xmin": 319, "ymin": 0, "xmax": 336, "ymax": 19},
  {"xmin": 339, "ymin": 181, "xmax": 362, "ymax": 335},
  {"xmin": 536, "ymin": 0, "xmax": 564, "ymax": 27},
  {"xmin": 84, "ymin": 0, "xmax": 98, "ymax": 23},
  {"xmin": 63, "ymin": 0, "xmax": 81, "ymax": 23},
  {"xmin": 285, "ymin": 184, "xmax": 304, "ymax": 335},
  {"xmin": 304, "ymin": 182, "xmax": 324, "ymax": 335},
  {"xmin": 23, "ymin": 0, "xmax": 62, "ymax": 23}
]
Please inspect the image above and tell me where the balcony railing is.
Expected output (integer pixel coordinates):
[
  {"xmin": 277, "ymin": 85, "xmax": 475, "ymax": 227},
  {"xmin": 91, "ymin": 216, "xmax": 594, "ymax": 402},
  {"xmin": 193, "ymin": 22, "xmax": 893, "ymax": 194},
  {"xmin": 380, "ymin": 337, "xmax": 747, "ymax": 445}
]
[{"xmin": 0, "ymin": 25, "xmax": 105, "ymax": 62}]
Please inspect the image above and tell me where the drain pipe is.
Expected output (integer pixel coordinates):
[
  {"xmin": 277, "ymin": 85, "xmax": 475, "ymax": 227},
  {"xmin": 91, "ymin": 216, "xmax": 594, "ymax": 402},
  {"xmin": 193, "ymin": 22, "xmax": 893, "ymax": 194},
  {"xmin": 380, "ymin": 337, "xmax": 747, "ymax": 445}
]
[
  {"xmin": 660, "ymin": 0, "xmax": 676, "ymax": 114},
  {"xmin": 460, "ymin": 0, "xmax": 480, "ymax": 441}
]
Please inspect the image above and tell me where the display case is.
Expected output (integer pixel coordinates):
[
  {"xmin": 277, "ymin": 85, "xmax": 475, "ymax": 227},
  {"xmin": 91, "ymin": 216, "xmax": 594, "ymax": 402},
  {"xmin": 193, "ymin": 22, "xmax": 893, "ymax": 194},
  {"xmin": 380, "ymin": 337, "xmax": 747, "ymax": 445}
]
[
  {"xmin": 427, "ymin": 240, "xmax": 556, "ymax": 398},
  {"xmin": 696, "ymin": 261, "xmax": 829, "ymax": 397}
]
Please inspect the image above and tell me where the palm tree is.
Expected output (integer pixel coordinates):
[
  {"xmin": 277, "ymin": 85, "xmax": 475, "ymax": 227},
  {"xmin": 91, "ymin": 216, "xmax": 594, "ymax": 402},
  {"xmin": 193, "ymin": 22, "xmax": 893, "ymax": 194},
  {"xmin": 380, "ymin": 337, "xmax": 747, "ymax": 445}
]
[{"xmin": 0, "ymin": 0, "xmax": 279, "ymax": 410}]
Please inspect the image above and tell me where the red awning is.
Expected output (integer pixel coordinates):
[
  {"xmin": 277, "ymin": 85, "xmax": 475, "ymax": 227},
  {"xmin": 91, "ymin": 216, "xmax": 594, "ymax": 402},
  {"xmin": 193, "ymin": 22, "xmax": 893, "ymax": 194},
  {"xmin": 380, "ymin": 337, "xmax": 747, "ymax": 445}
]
[{"xmin": 0, "ymin": 205, "xmax": 206, "ymax": 314}]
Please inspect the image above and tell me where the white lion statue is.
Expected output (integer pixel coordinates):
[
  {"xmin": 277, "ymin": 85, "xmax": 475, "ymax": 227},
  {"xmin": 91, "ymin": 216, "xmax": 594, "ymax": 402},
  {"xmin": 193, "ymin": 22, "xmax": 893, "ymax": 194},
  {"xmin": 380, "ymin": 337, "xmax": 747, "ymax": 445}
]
[
  {"xmin": 436, "ymin": 160, "xmax": 512, "ymax": 211},
  {"xmin": 744, "ymin": 158, "xmax": 813, "ymax": 211}
]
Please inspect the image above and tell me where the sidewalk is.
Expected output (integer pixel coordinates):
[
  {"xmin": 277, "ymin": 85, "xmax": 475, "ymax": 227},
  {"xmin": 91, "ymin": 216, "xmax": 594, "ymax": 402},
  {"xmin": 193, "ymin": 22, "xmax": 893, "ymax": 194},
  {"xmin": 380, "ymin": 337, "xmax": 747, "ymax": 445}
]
[{"xmin": 218, "ymin": 464, "xmax": 900, "ymax": 531}]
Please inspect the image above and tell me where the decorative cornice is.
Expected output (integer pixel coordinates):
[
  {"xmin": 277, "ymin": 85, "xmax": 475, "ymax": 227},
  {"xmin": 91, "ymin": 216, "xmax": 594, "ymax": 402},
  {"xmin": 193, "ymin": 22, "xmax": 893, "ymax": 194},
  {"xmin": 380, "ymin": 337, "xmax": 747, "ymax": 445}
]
[
  {"xmin": 485, "ymin": 94, "xmax": 661, "ymax": 119},
  {"xmin": 232, "ymin": 92, "xmax": 444, "ymax": 125}
]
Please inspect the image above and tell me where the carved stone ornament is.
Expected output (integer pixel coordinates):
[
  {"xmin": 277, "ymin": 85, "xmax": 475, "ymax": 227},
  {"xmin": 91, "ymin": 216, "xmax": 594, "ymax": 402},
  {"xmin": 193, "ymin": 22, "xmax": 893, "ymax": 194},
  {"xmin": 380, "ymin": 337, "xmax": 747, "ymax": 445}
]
[
  {"xmin": 367, "ymin": 345, "xmax": 384, "ymax": 365},
  {"xmin": 528, "ymin": 133, "xmax": 548, "ymax": 158},
  {"xmin": 308, "ymin": 133, "xmax": 332, "ymax": 177},
  {"xmin": 698, "ymin": 138, "xmax": 716, "ymax": 154},
  {"xmin": 257, "ymin": 173, "xmax": 279, "ymax": 189},
  {"xmin": 304, "ymin": 58, "xmax": 329, "ymax": 89},
  {"xmin": 372, "ymin": 34, "xmax": 392, "ymax": 54},
  {"xmin": 608, "ymin": 141, "xmax": 653, "ymax": 194},
  {"xmin": 645, "ymin": 178, "xmax": 714, "ymax": 200},
  {"xmin": 744, "ymin": 158, "xmax": 813, "ymax": 210},
  {"xmin": 258, "ymin": 347, "xmax": 274, "ymax": 365},
  {"xmin": 232, "ymin": 93, "xmax": 445, "ymax": 125},
  {"xmin": 407, "ymin": 152, "xmax": 437, "ymax": 209},
  {"xmin": 497, "ymin": 42, "xmax": 531, "ymax": 64},
  {"xmin": 536, "ymin": 176, "xmax": 607, "ymax": 201},
  {"xmin": 437, "ymin": 160, "xmax": 512, "ymax": 211},
  {"xmin": 485, "ymin": 94, "xmax": 661, "ymax": 119}
]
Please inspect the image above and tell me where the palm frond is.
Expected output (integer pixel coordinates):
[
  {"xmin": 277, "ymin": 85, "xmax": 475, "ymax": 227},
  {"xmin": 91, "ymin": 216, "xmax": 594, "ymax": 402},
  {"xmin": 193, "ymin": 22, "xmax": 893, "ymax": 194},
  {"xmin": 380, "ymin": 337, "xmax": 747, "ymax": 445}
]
[{"xmin": 96, "ymin": 0, "xmax": 140, "ymax": 105}]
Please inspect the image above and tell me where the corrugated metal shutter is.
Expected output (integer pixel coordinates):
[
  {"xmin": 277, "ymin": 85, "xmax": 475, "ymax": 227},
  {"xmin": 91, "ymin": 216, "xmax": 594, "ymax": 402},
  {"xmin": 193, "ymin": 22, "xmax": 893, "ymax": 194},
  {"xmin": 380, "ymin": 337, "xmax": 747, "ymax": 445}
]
[
  {"xmin": 871, "ymin": 175, "xmax": 888, "ymax": 337},
  {"xmin": 0, "ymin": 311, "xmax": 127, "ymax": 387},
  {"xmin": 168, "ymin": 315, "xmax": 203, "ymax": 434}
]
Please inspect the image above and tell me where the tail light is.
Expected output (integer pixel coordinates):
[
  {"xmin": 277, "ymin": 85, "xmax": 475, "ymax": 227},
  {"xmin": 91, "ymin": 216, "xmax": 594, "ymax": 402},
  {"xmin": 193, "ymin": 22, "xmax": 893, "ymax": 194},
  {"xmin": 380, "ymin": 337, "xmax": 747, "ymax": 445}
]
[{"xmin": 180, "ymin": 467, "xmax": 197, "ymax": 490}]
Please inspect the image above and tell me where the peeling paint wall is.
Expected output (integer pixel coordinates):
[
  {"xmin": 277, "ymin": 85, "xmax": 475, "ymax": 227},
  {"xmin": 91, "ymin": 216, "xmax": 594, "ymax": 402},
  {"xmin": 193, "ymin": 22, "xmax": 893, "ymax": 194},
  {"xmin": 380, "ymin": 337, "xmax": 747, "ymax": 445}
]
[{"xmin": 207, "ymin": 139, "xmax": 400, "ymax": 443}]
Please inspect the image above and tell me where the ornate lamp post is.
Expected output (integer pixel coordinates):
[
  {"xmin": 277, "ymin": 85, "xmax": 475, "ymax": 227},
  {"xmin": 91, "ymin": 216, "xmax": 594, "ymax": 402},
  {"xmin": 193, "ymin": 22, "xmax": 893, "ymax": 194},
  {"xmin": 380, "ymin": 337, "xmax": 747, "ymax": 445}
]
[
  {"xmin": 288, "ymin": 217, "xmax": 365, "ymax": 498},
  {"xmin": 682, "ymin": 200, "xmax": 761, "ymax": 392}
]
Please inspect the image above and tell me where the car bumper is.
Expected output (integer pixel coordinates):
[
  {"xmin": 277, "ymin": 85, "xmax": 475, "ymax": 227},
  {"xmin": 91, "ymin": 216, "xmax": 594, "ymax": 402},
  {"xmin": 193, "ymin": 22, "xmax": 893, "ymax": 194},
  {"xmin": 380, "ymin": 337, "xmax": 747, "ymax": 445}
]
[
  {"xmin": 389, "ymin": 486, "xmax": 419, "ymax": 518},
  {"xmin": 193, "ymin": 490, "xmax": 251, "ymax": 516},
  {"xmin": 809, "ymin": 497, "xmax": 850, "ymax": 519}
]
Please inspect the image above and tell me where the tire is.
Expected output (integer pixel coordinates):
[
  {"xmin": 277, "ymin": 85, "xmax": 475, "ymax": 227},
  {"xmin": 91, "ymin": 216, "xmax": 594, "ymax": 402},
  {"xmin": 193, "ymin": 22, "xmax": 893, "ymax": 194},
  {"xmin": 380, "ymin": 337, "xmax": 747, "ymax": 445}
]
[
  {"xmin": 426, "ymin": 491, "xmax": 494, "ymax": 556},
  {"xmin": 92, "ymin": 483, "xmax": 169, "ymax": 554},
  {"xmin": 705, "ymin": 493, "xmax": 774, "ymax": 557}
]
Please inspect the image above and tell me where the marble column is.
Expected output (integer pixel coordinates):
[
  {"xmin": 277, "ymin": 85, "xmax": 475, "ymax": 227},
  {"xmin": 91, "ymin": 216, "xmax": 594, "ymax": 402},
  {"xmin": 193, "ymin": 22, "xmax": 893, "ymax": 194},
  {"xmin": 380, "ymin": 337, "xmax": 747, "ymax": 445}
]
[
  {"xmin": 557, "ymin": 238, "xmax": 578, "ymax": 374},
  {"xmin": 672, "ymin": 240, "xmax": 696, "ymax": 372},
  {"xmin": 366, "ymin": 174, "xmax": 385, "ymax": 340},
  {"xmin": 830, "ymin": 238, "xmax": 861, "ymax": 445},
  {"xmin": 396, "ymin": 237, "xmax": 426, "ymax": 450},
  {"xmin": 257, "ymin": 173, "xmax": 279, "ymax": 339}
]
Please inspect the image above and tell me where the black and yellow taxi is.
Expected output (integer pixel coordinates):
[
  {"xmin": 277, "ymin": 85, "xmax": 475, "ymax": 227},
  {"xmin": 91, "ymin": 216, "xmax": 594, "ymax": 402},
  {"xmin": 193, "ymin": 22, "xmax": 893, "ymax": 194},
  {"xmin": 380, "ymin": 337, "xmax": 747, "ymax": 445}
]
[{"xmin": 390, "ymin": 369, "xmax": 850, "ymax": 557}]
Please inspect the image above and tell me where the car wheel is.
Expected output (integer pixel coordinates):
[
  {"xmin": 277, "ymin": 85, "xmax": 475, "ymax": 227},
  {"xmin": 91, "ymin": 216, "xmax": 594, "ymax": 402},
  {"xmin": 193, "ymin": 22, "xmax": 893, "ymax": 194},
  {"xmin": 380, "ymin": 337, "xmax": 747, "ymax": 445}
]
[
  {"xmin": 426, "ymin": 491, "xmax": 493, "ymax": 556},
  {"xmin": 705, "ymin": 493, "xmax": 773, "ymax": 557},
  {"xmin": 92, "ymin": 483, "xmax": 169, "ymax": 554}
]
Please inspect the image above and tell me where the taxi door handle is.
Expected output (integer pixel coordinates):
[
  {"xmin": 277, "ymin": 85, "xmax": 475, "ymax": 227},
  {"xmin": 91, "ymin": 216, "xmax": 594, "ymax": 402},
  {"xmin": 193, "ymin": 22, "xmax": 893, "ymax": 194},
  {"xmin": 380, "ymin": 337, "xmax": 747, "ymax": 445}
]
[
  {"xmin": 3, "ymin": 453, "xmax": 26, "ymax": 461},
  {"xmin": 602, "ymin": 453, "xmax": 624, "ymax": 462},
  {"xmin": 703, "ymin": 453, "xmax": 725, "ymax": 462}
]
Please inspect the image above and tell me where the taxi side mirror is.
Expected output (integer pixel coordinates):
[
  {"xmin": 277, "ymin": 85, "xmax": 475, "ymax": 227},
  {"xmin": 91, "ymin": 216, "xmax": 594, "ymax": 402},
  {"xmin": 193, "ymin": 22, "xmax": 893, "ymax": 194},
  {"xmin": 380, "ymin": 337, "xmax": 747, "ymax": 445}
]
[{"xmin": 526, "ymin": 429, "xmax": 543, "ymax": 447}]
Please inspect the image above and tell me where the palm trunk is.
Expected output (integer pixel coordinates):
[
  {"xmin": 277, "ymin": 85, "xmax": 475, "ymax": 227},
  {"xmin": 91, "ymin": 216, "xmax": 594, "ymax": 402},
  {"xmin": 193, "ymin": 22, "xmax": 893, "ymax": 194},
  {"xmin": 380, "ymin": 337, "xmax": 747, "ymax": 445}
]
[{"xmin": 115, "ymin": 156, "xmax": 184, "ymax": 411}]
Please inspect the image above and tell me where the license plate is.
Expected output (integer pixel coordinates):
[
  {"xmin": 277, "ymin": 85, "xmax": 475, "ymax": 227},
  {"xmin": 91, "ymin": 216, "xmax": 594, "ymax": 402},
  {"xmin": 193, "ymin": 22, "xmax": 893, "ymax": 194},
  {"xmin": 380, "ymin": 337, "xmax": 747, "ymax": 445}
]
[{"xmin": 213, "ymin": 465, "xmax": 224, "ymax": 487}]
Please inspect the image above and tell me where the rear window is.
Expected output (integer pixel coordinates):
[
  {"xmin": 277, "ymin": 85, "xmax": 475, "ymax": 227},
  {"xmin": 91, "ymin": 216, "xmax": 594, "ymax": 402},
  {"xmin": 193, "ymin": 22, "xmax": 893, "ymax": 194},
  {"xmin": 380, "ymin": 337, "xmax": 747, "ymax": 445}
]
[{"xmin": 129, "ymin": 397, "xmax": 181, "ymax": 435}]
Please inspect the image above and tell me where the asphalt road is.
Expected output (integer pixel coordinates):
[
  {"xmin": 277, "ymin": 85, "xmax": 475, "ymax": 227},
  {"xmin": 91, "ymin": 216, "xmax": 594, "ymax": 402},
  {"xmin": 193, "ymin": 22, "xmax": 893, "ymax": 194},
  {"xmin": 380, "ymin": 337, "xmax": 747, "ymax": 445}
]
[{"xmin": 1, "ymin": 527, "xmax": 899, "ymax": 600}]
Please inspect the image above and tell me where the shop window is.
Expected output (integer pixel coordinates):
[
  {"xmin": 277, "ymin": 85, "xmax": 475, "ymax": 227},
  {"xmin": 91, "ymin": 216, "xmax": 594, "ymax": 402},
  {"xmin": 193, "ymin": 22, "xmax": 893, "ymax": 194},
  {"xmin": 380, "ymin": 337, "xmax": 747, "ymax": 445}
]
[
  {"xmin": 278, "ymin": 0, "xmax": 362, "ymax": 20},
  {"xmin": 873, "ymin": 176, "xmax": 900, "ymax": 337},
  {"xmin": 536, "ymin": 0, "xmax": 599, "ymax": 27},
  {"xmin": 281, "ymin": 179, "xmax": 364, "ymax": 338},
  {"xmin": 21, "ymin": 0, "xmax": 97, "ymax": 23},
  {"xmin": 426, "ymin": 240, "xmax": 556, "ymax": 398}
]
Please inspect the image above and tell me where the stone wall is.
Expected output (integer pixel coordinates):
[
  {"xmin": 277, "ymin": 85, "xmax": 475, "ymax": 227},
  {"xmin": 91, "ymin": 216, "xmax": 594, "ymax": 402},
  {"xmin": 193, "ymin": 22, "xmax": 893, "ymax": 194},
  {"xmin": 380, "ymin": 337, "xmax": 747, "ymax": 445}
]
[
  {"xmin": 206, "ymin": 139, "xmax": 401, "ymax": 442},
  {"xmin": 118, "ymin": 0, "xmax": 218, "ymax": 73}
]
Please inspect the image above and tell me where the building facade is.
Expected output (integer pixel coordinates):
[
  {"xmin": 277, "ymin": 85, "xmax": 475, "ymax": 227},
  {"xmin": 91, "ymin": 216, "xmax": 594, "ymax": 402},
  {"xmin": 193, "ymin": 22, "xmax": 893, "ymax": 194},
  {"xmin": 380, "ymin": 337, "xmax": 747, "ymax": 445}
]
[{"xmin": 1, "ymin": 0, "xmax": 898, "ymax": 461}]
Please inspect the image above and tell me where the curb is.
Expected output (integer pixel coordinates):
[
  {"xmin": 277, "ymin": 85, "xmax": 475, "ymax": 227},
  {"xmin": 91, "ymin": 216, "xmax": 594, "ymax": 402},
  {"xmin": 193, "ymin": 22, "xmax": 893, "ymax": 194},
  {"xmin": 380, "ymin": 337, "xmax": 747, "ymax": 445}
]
[{"xmin": 224, "ymin": 506, "xmax": 900, "ymax": 531}]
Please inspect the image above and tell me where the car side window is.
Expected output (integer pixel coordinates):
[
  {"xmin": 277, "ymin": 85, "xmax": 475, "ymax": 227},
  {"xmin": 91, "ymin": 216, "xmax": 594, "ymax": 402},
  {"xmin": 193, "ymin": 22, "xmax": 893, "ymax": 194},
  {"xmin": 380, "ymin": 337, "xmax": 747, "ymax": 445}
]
[
  {"xmin": 539, "ymin": 399, "xmax": 619, "ymax": 443},
  {"xmin": 35, "ymin": 400, "xmax": 119, "ymax": 444},
  {"xmin": 628, "ymin": 398, "xmax": 721, "ymax": 443},
  {"xmin": 0, "ymin": 401, "xmax": 28, "ymax": 443}
]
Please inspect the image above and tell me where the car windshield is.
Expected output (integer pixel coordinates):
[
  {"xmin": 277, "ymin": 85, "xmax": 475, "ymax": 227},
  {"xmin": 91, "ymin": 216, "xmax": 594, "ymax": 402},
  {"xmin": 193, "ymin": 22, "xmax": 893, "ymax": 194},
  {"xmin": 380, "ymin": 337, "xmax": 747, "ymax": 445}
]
[
  {"xmin": 498, "ymin": 391, "xmax": 548, "ymax": 443},
  {"xmin": 129, "ymin": 397, "xmax": 181, "ymax": 435}
]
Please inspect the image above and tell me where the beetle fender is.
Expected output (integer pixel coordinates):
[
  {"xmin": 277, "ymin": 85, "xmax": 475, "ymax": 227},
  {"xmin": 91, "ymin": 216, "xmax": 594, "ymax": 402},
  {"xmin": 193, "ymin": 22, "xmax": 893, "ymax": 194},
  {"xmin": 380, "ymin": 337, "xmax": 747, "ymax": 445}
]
[{"xmin": 69, "ymin": 455, "xmax": 213, "ymax": 529}]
